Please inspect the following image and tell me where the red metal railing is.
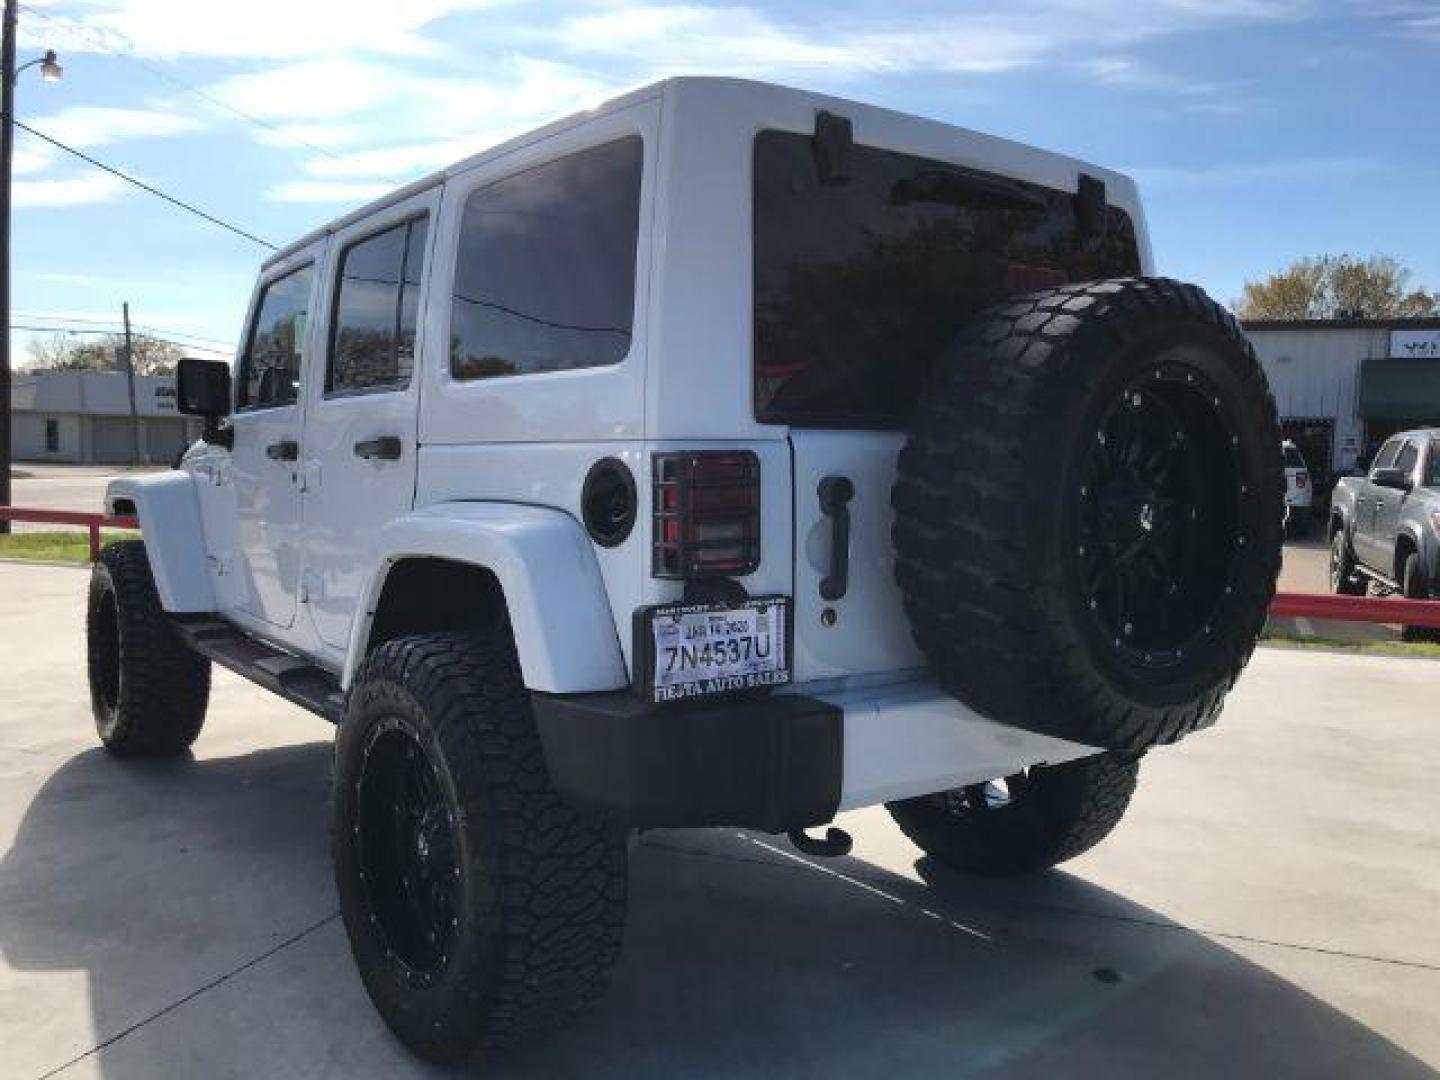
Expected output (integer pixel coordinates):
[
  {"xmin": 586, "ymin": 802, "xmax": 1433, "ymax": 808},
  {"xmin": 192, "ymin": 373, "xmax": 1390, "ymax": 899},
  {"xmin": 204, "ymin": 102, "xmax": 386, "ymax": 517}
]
[
  {"xmin": 1269, "ymin": 591, "xmax": 1440, "ymax": 629},
  {"xmin": 4, "ymin": 505, "xmax": 1440, "ymax": 628},
  {"xmin": 0, "ymin": 508, "xmax": 140, "ymax": 561}
]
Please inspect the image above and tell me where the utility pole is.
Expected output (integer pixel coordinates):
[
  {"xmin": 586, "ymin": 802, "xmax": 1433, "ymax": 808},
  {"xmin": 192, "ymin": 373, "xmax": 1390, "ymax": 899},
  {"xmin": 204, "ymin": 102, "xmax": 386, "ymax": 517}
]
[
  {"xmin": 1, "ymin": 3, "xmax": 60, "ymax": 528},
  {"xmin": 1, "ymin": 0, "xmax": 16, "ymax": 530},
  {"xmin": 122, "ymin": 301, "xmax": 140, "ymax": 465}
]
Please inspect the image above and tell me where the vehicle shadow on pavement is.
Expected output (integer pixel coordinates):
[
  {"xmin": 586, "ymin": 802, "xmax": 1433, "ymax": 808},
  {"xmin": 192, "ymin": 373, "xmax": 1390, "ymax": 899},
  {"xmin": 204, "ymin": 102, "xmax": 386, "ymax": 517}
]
[{"xmin": 1, "ymin": 744, "xmax": 1433, "ymax": 1080}]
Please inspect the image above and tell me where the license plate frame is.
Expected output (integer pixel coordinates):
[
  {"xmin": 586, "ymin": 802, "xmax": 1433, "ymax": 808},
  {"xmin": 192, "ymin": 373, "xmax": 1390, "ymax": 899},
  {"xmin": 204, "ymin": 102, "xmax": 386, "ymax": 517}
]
[{"xmin": 635, "ymin": 596, "xmax": 792, "ymax": 705}]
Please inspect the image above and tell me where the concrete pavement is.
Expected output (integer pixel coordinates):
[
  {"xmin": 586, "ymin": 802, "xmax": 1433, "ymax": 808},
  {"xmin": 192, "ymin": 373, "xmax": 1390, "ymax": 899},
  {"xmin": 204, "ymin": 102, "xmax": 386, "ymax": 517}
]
[{"xmin": 1, "ymin": 561, "xmax": 1438, "ymax": 1078}]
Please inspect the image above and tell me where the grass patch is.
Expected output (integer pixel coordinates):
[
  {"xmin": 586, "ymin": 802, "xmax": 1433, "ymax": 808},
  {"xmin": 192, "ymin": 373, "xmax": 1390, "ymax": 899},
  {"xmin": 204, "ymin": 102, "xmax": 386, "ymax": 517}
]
[
  {"xmin": 1260, "ymin": 631, "xmax": 1440, "ymax": 660},
  {"xmin": 0, "ymin": 530, "xmax": 139, "ymax": 564}
]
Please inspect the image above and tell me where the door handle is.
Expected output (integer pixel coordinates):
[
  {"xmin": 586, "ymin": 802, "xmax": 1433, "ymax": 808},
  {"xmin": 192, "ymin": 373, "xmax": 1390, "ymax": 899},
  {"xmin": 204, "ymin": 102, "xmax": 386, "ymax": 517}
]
[
  {"xmin": 265, "ymin": 439, "xmax": 298, "ymax": 462},
  {"xmin": 818, "ymin": 475, "xmax": 855, "ymax": 601},
  {"xmin": 354, "ymin": 435, "xmax": 402, "ymax": 461}
]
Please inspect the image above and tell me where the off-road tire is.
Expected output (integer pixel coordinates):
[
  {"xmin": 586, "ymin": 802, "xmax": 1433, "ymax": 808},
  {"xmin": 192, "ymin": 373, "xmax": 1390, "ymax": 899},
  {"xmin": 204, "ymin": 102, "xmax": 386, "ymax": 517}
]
[
  {"xmin": 1400, "ymin": 552, "xmax": 1440, "ymax": 643},
  {"xmin": 333, "ymin": 630, "xmax": 627, "ymax": 1064},
  {"xmin": 887, "ymin": 753, "xmax": 1139, "ymax": 876},
  {"xmin": 1329, "ymin": 526, "xmax": 1366, "ymax": 596},
  {"xmin": 894, "ymin": 278, "xmax": 1283, "ymax": 753},
  {"xmin": 86, "ymin": 539, "xmax": 210, "ymax": 754}
]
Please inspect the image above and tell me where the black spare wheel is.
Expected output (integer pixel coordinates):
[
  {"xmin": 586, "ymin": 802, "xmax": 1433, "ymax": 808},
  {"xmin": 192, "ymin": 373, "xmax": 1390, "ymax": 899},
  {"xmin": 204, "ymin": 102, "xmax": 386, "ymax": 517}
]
[{"xmin": 893, "ymin": 278, "xmax": 1283, "ymax": 752}]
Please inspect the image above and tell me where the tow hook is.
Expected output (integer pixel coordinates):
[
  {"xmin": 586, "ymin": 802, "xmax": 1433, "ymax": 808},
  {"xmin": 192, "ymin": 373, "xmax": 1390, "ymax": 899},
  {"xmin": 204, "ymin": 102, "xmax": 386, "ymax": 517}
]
[{"xmin": 787, "ymin": 825, "xmax": 853, "ymax": 858}]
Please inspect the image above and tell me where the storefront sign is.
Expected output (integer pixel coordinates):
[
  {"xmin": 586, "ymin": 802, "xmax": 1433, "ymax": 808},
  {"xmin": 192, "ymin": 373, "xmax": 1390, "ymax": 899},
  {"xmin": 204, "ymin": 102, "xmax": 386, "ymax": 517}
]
[{"xmin": 1390, "ymin": 330, "xmax": 1440, "ymax": 359}]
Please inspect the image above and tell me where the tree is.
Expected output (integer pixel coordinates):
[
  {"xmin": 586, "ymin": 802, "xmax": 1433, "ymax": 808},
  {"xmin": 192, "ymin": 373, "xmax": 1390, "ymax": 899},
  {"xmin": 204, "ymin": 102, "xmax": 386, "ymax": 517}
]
[
  {"xmin": 1236, "ymin": 255, "xmax": 1440, "ymax": 320},
  {"xmin": 24, "ymin": 332, "xmax": 184, "ymax": 376}
]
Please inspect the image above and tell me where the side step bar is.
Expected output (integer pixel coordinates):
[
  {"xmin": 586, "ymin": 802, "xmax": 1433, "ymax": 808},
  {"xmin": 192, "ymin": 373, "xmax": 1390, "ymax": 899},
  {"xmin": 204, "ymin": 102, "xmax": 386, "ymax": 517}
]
[{"xmin": 170, "ymin": 616, "xmax": 346, "ymax": 723}]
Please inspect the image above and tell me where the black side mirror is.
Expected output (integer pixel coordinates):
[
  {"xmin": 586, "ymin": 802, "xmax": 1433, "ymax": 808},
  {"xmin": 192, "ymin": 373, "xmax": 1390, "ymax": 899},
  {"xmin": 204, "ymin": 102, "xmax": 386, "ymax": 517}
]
[
  {"xmin": 1371, "ymin": 466, "xmax": 1413, "ymax": 492},
  {"xmin": 176, "ymin": 357, "xmax": 234, "ymax": 450},
  {"xmin": 177, "ymin": 356, "xmax": 232, "ymax": 417}
]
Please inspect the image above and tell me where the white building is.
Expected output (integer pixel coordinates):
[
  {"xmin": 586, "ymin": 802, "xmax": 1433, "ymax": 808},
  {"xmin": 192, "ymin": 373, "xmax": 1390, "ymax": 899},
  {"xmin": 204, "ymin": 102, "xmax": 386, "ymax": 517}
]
[
  {"xmin": 1246, "ymin": 318, "xmax": 1440, "ymax": 488},
  {"xmin": 10, "ymin": 370, "xmax": 203, "ymax": 465}
]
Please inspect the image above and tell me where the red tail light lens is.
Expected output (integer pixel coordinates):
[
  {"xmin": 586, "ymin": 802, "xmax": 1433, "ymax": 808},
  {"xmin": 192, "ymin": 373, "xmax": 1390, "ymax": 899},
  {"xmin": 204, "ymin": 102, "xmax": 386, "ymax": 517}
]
[
  {"xmin": 1296, "ymin": 472, "xmax": 1308, "ymax": 488},
  {"xmin": 652, "ymin": 450, "xmax": 761, "ymax": 578}
]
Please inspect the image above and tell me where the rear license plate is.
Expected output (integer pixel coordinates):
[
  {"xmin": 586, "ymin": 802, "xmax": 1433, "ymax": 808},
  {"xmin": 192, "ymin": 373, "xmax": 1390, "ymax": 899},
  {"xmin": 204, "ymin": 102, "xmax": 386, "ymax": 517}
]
[{"xmin": 639, "ymin": 597, "xmax": 791, "ymax": 704}]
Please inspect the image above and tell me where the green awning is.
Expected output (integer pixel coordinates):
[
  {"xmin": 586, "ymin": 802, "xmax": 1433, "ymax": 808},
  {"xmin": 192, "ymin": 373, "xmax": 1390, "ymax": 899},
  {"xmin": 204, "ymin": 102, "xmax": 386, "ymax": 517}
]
[{"xmin": 1359, "ymin": 358, "xmax": 1440, "ymax": 421}]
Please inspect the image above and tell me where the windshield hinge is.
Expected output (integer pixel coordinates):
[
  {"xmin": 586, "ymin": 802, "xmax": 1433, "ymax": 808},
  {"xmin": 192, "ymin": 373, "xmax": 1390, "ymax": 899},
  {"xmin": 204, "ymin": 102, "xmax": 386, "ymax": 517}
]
[{"xmin": 813, "ymin": 110, "xmax": 853, "ymax": 186}]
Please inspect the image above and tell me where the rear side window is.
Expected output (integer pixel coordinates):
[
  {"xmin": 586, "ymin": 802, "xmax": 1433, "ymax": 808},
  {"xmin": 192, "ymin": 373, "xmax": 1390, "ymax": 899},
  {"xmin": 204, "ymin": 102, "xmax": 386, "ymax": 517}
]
[
  {"xmin": 449, "ymin": 136, "xmax": 642, "ymax": 381},
  {"xmin": 753, "ymin": 131, "xmax": 1142, "ymax": 428},
  {"xmin": 237, "ymin": 263, "xmax": 313, "ymax": 410},
  {"xmin": 328, "ymin": 216, "xmax": 429, "ymax": 395},
  {"xmin": 1427, "ymin": 441, "xmax": 1440, "ymax": 487}
]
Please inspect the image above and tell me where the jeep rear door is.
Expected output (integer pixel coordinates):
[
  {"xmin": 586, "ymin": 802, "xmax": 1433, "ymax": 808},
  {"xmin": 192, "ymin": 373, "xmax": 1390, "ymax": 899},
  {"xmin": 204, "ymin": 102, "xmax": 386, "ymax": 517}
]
[
  {"xmin": 299, "ymin": 186, "xmax": 439, "ymax": 655},
  {"xmin": 752, "ymin": 129, "xmax": 1143, "ymax": 682}
]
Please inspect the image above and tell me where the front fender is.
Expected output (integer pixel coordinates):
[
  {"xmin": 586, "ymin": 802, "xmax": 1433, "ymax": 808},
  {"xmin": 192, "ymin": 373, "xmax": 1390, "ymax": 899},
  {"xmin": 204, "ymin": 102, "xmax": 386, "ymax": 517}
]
[
  {"xmin": 105, "ymin": 472, "xmax": 215, "ymax": 613},
  {"xmin": 344, "ymin": 502, "xmax": 627, "ymax": 694}
]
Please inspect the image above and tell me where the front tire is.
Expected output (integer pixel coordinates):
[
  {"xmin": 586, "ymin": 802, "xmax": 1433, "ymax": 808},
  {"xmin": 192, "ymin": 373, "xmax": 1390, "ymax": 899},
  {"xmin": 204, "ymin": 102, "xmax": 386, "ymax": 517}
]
[
  {"xmin": 1400, "ymin": 553, "xmax": 1440, "ymax": 643},
  {"xmin": 887, "ymin": 753, "xmax": 1140, "ymax": 877},
  {"xmin": 86, "ymin": 540, "xmax": 210, "ymax": 755},
  {"xmin": 333, "ymin": 630, "xmax": 627, "ymax": 1064},
  {"xmin": 1330, "ymin": 527, "xmax": 1365, "ymax": 596}
]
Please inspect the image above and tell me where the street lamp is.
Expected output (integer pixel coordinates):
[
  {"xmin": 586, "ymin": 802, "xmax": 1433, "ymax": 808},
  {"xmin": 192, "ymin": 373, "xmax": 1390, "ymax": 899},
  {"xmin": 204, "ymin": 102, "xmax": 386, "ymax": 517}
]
[
  {"xmin": 0, "ymin": 0, "xmax": 63, "ymax": 532},
  {"xmin": 15, "ymin": 49, "xmax": 63, "ymax": 84}
]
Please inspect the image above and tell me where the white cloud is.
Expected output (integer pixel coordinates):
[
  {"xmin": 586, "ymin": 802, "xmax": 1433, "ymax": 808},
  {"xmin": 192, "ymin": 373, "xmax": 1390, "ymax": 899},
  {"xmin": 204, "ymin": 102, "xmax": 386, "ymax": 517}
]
[
  {"xmin": 1080, "ymin": 57, "xmax": 1229, "ymax": 96},
  {"xmin": 544, "ymin": 1, "xmax": 1309, "ymax": 78},
  {"xmin": 22, "ymin": 0, "xmax": 514, "ymax": 60},
  {"xmin": 13, "ymin": 173, "xmax": 128, "ymax": 207},
  {"xmin": 13, "ymin": 146, "xmax": 55, "ymax": 177},
  {"xmin": 23, "ymin": 106, "xmax": 203, "ymax": 148},
  {"xmin": 205, "ymin": 53, "xmax": 613, "ymax": 196},
  {"xmin": 1125, "ymin": 157, "xmax": 1383, "ymax": 191},
  {"xmin": 268, "ymin": 180, "xmax": 398, "ymax": 204}
]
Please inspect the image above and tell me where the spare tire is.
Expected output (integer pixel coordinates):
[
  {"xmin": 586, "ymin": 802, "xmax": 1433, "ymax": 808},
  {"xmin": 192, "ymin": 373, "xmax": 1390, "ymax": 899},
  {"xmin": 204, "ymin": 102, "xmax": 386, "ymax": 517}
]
[{"xmin": 893, "ymin": 278, "xmax": 1283, "ymax": 752}]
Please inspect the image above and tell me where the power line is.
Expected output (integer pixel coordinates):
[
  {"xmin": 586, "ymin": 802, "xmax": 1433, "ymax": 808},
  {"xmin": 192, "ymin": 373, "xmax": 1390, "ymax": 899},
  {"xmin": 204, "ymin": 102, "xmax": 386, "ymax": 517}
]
[
  {"xmin": 13, "ymin": 311, "xmax": 236, "ymax": 349},
  {"xmin": 11, "ymin": 117, "xmax": 277, "ymax": 250},
  {"xmin": 11, "ymin": 323, "xmax": 231, "ymax": 354},
  {"xmin": 18, "ymin": 3, "xmax": 396, "ymax": 180}
]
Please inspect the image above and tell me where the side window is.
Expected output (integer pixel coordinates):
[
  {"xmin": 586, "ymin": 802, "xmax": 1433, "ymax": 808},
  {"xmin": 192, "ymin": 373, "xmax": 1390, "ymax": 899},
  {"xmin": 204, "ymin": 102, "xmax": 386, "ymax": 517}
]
[
  {"xmin": 449, "ymin": 136, "xmax": 643, "ymax": 381},
  {"xmin": 328, "ymin": 216, "xmax": 429, "ymax": 395},
  {"xmin": 1394, "ymin": 440, "xmax": 1420, "ymax": 476},
  {"xmin": 236, "ymin": 264, "xmax": 314, "ymax": 410},
  {"xmin": 1428, "ymin": 441, "xmax": 1440, "ymax": 488},
  {"xmin": 1371, "ymin": 438, "xmax": 1403, "ymax": 475}
]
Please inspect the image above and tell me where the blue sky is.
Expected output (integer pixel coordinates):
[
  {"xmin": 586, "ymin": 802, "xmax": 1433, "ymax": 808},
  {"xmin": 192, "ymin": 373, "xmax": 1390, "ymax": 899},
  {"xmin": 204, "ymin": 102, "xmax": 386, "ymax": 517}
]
[{"xmin": 11, "ymin": 0, "xmax": 1440, "ymax": 366}]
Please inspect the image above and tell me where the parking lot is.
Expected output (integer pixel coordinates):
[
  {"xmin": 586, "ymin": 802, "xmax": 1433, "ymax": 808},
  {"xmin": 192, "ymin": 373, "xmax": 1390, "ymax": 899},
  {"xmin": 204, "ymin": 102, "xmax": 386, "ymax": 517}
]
[{"xmin": 1, "ymin": 559, "xmax": 1437, "ymax": 1078}]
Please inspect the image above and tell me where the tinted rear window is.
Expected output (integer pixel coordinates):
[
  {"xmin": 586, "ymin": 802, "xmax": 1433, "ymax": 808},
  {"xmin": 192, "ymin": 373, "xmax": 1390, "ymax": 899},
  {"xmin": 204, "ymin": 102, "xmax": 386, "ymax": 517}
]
[
  {"xmin": 449, "ymin": 137, "xmax": 642, "ymax": 381},
  {"xmin": 753, "ymin": 131, "xmax": 1142, "ymax": 428},
  {"xmin": 1283, "ymin": 446, "xmax": 1306, "ymax": 469}
]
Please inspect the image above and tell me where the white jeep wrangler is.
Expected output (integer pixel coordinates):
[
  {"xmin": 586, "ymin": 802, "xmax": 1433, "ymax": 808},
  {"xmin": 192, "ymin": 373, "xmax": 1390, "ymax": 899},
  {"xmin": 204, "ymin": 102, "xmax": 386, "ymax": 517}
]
[{"xmin": 86, "ymin": 77, "xmax": 1282, "ymax": 1063}]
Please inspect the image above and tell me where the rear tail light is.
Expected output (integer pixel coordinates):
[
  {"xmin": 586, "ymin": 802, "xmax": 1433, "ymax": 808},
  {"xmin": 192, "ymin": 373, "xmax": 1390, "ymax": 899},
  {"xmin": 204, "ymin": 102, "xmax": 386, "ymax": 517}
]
[
  {"xmin": 652, "ymin": 450, "xmax": 761, "ymax": 578},
  {"xmin": 1296, "ymin": 471, "xmax": 1308, "ymax": 489}
]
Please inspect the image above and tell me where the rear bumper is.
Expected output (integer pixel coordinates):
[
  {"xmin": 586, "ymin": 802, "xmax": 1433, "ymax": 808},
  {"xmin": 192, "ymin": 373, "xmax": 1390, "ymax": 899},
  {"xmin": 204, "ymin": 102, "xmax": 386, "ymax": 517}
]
[
  {"xmin": 531, "ymin": 690, "xmax": 842, "ymax": 832},
  {"xmin": 532, "ymin": 674, "xmax": 1100, "ymax": 831}
]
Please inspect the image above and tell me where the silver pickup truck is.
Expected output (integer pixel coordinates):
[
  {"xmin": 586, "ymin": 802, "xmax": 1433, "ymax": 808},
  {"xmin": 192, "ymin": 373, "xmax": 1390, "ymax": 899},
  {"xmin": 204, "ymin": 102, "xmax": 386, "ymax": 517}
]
[{"xmin": 1330, "ymin": 428, "xmax": 1440, "ymax": 639}]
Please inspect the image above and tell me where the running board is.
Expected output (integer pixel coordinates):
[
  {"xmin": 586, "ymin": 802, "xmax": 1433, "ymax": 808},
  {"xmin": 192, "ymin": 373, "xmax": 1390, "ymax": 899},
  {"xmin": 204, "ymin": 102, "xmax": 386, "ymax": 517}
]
[
  {"xmin": 170, "ymin": 616, "xmax": 346, "ymax": 723},
  {"xmin": 1353, "ymin": 564, "xmax": 1399, "ymax": 594}
]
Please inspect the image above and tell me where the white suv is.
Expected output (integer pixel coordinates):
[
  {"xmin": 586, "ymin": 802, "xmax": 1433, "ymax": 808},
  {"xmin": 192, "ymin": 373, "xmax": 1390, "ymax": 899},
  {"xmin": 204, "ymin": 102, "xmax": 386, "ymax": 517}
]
[
  {"xmin": 1282, "ymin": 438, "xmax": 1314, "ymax": 534},
  {"xmin": 87, "ymin": 77, "xmax": 1284, "ymax": 1063}
]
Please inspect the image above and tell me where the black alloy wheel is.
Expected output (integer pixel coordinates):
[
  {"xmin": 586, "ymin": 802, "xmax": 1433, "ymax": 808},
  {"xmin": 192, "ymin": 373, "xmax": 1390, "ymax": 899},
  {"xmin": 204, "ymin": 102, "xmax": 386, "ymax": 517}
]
[
  {"xmin": 1076, "ymin": 365, "xmax": 1242, "ymax": 675},
  {"xmin": 354, "ymin": 718, "xmax": 459, "ymax": 986}
]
